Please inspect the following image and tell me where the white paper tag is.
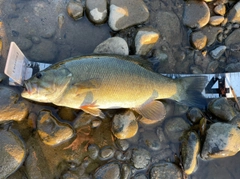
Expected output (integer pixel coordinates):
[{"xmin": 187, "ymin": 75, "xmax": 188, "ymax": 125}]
[{"xmin": 4, "ymin": 42, "xmax": 51, "ymax": 86}]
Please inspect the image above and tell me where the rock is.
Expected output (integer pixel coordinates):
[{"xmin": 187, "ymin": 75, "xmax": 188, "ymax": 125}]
[
  {"xmin": 131, "ymin": 148, "xmax": 150, "ymax": 169},
  {"xmin": 67, "ymin": 0, "xmax": 84, "ymax": 20},
  {"xmin": 93, "ymin": 162, "xmax": 120, "ymax": 179},
  {"xmin": 40, "ymin": 26, "xmax": 56, "ymax": 39},
  {"xmin": 58, "ymin": 13, "xmax": 65, "ymax": 29},
  {"xmin": 201, "ymin": 122, "xmax": 240, "ymax": 159},
  {"xmin": 0, "ymin": 86, "xmax": 28, "ymax": 123},
  {"xmin": 214, "ymin": 4, "xmax": 226, "ymax": 16},
  {"xmin": 135, "ymin": 28, "xmax": 159, "ymax": 55},
  {"xmin": 183, "ymin": 1, "xmax": 210, "ymax": 29},
  {"xmin": 86, "ymin": 0, "xmax": 107, "ymax": 24},
  {"xmin": 187, "ymin": 107, "xmax": 204, "ymax": 124},
  {"xmin": 156, "ymin": 127, "xmax": 168, "ymax": 144},
  {"xmin": 141, "ymin": 130, "xmax": 161, "ymax": 151},
  {"xmin": 190, "ymin": 31, "xmax": 207, "ymax": 50},
  {"xmin": 133, "ymin": 174, "xmax": 147, "ymax": 179},
  {"xmin": 88, "ymin": 144, "xmax": 99, "ymax": 160},
  {"xmin": 225, "ymin": 62, "xmax": 240, "ymax": 72},
  {"xmin": 111, "ymin": 110, "xmax": 138, "ymax": 139},
  {"xmin": 209, "ymin": 45, "xmax": 226, "ymax": 59},
  {"xmin": 206, "ymin": 61, "xmax": 219, "ymax": 73},
  {"xmin": 37, "ymin": 110, "xmax": 74, "ymax": 146},
  {"xmin": 164, "ymin": 117, "xmax": 190, "ymax": 143},
  {"xmin": 152, "ymin": 11, "xmax": 182, "ymax": 46},
  {"xmin": 225, "ymin": 29, "xmax": 240, "ymax": 47},
  {"xmin": 15, "ymin": 37, "xmax": 33, "ymax": 50},
  {"xmin": 99, "ymin": 146, "xmax": 115, "ymax": 160},
  {"xmin": 29, "ymin": 39, "xmax": 58, "ymax": 62},
  {"xmin": 91, "ymin": 119, "xmax": 102, "ymax": 128},
  {"xmin": 209, "ymin": 16, "xmax": 225, "ymax": 26},
  {"xmin": 57, "ymin": 107, "xmax": 77, "ymax": 121},
  {"xmin": 0, "ymin": 130, "xmax": 26, "ymax": 179},
  {"xmin": 121, "ymin": 164, "xmax": 131, "ymax": 179},
  {"xmin": 94, "ymin": 37, "xmax": 129, "ymax": 55},
  {"xmin": 201, "ymin": 26, "xmax": 223, "ymax": 46},
  {"xmin": 181, "ymin": 131, "xmax": 200, "ymax": 175},
  {"xmin": 115, "ymin": 149, "xmax": 131, "ymax": 161},
  {"xmin": 190, "ymin": 66, "xmax": 203, "ymax": 74},
  {"xmin": 208, "ymin": 98, "xmax": 236, "ymax": 121},
  {"xmin": 115, "ymin": 139, "xmax": 129, "ymax": 151},
  {"xmin": 228, "ymin": 2, "xmax": 240, "ymax": 23},
  {"xmin": 149, "ymin": 162, "xmax": 182, "ymax": 179},
  {"xmin": 31, "ymin": 36, "xmax": 41, "ymax": 44},
  {"xmin": 108, "ymin": 0, "xmax": 149, "ymax": 31}
]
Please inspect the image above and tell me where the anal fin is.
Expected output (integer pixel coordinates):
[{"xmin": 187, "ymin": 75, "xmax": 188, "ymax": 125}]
[{"xmin": 135, "ymin": 100, "xmax": 166, "ymax": 121}]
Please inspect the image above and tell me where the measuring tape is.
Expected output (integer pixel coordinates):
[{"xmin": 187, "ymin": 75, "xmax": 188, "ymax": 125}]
[{"xmin": 162, "ymin": 73, "xmax": 240, "ymax": 98}]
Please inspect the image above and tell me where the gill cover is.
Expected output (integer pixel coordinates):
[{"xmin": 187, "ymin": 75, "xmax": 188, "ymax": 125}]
[{"xmin": 22, "ymin": 67, "xmax": 72, "ymax": 103}]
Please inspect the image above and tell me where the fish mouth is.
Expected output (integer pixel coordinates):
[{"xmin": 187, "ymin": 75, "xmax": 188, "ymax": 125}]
[{"xmin": 23, "ymin": 81, "xmax": 35, "ymax": 95}]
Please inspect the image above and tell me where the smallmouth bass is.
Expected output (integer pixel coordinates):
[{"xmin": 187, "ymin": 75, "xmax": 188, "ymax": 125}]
[{"xmin": 21, "ymin": 55, "xmax": 207, "ymax": 120}]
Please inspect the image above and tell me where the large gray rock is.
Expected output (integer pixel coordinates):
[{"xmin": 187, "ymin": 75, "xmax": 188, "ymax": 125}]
[
  {"xmin": 108, "ymin": 0, "xmax": 149, "ymax": 31},
  {"xmin": 0, "ymin": 130, "xmax": 26, "ymax": 179},
  {"xmin": 131, "ymin": 148, "xmax": 150, "ymax": 169},
  {"xmin": 0, "ymin": 86, "xmax": 28, "ymax": 124},
  {"xmin": 183, "ymin": 1, "xmax": 210, "ymax": 29},
  {"xmin": 202, "ymin": 122, "xmax": 240, "ymax": 159},
  {"xmin": 94, "ymin": 37, "xmax": 129, "ymax": 55},
  {"xmin": 86, "ymin": 0, "xmax": 108, "ymax": 24}
]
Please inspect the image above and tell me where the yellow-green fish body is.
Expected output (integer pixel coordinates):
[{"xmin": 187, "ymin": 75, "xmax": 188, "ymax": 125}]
[{"xmin": 22, "ymin": 55, "xmax": 206, "ymax": 120}]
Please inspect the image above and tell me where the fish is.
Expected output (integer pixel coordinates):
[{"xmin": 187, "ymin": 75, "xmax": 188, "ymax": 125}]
[{"xmin": 21, "ymin": 55, "xmax": 207, "ymax": 120}]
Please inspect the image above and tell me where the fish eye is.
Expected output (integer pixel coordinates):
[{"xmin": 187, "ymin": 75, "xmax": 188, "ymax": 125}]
[{"xmin": 36, "ymin": 72, "xmax": 42, "ymax": 79}]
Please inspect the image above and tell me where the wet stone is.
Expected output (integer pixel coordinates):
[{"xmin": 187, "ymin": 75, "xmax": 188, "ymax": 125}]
[
  {"xmin": 0, "ymin": 130, "xmax": 26, "ymax": 179},
  {"xmin": 187, "ymin": 107, "xmax": 204, "ymax": 124},
  {"xmin": 111, "ymin": 110, "xmax": 138, "ymax": 139},
  {"xmin": 206, "ymin": 61, "xmax": 219, "ymax": 73},
  {"xmin": 40, "ymin": 26, "xmax": 56, "ymax": 39},
  {"xmin": 131, "ymin": 148, "xmax": 150, "ymax": 169},
  {"xmin": 225, "ymin": 62, "xmax": 240, "ymax": 72},
  {"xmin": 31, "ymin": 36, "xmax": 41, "ymax": 44},
  {"xmin": 227, "ymin": 1, "xmax": 240, "ymax": 23},
  {"xmin": 67, "ymin": 0, "xmax": 84, "ymax": 20},
  {"xmin": 209, "ymin": 16, "xmax": 225, "ymax": 26},
  {"xmin": 15, "ymin": 37, "xmax": 33, "ymax": 51},
  {"xmin": 149, "ymin": 162, "xmax": 182, "ymax": 179},
  {"xmin": 115, "ymin": 139, "xmax": 129, "ymax": 151},
  {"xmin": 190, "ymin": 31, "xmax": 207, "ymax": 50},
  {"xmin": 209, "ymin": 45, "xmax": 226, "ymax": 59},
  {"xmin": 0, "ymin": 86, "xmax": 28, "ymax": 123},
  {"xmin": 93, "ymin": 162, "xmax": 120, "ymax": 179},
  {"xmin": 201, "ymin": 26, "xmax": 223, "ymax": 46},
  {"xmin": 133, "ymin": 174, "xmax": 147, "ymax": 179},
  {"xmin": 29, "ymin": 39, "xmax": 58, "ymax": 62},
  {"xmin": 181, "ymin": 131, "xmax": 200, "ymax": 175},
  {"xmin": 208, "ymin": 97, "xmax": 236, "ymax": 121},
  {"xmin": 115, "ymin": 149, "xmax": 131, "ymax": 161},
  {"xmin": 99, "ymin": 146, "xmax": 115, "ymax": 160},
  {"xmin": 121, "ymin": 164, "xmax": 131, "ymax": 179},
  {"xmin": 201, "ymin": 122, "xmax": 240, "ymax": 159},
  {"xmin": 108, "ymin": 0, "xmax": 149, "ymax": 31},
  {"xmin": 141, "ymin": 130, "xmax": 161, "ymax": 151},
  {"xmin": 164, "ymin": 117, "xmax": 190, "ymax": 143},
  {"xmin": 94, "ymin": 37, "xmax": 129, "ymax": 55},
  {"xmin": 86, "ymin": 0, "xmax": 107, "ymax": 24},
  {"xmin": 225, "ymin": 29, "xmax": 240, "ymax": 47},
  {"xmin": 183, "ymin": 1, "xmax": 210, "ymax": 29},
  {"xmin": 88, "ymin": 144, "xmax": 99, "ymax": 160},
  {"xmin": 156, "ymin": 127, "xmax": 168, "ymax": 144},
  {"xmin": 135, "ymin": 27, "xmax": 159, "ymax": 55},
  {"xmin": 91, "ymin": 119, "xmax": 102, "ymax": 128},
  {"xmin": 37, "ymin": 110, "xmax": 74, "ymax": 146},
  {"xmin": 214, "ymin": 4, "xmax": 226, "ymax": 16}
]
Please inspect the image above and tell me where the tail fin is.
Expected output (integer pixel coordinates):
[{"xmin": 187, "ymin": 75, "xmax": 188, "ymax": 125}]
[{"xmin": 177, "ymin": 76, "xmax": 208, "ymax": 109}]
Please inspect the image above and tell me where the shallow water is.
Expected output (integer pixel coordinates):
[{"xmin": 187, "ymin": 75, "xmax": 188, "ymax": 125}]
[{"xmin": 1, "ymin": 0, "xmax": 240, "ymax": 178}]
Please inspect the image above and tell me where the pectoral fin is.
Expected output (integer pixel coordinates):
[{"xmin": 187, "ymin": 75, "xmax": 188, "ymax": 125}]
[
  {"xmin": 135, "ymin": 100, "xmax": 166, "ymax": 121},
  {"xmin": 80, "ymin": 103, "xmax": 105, "ymax": 119},
  {"xmin": 72, "ymin": 78, "xmax": 101, "ymax": 95}
]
